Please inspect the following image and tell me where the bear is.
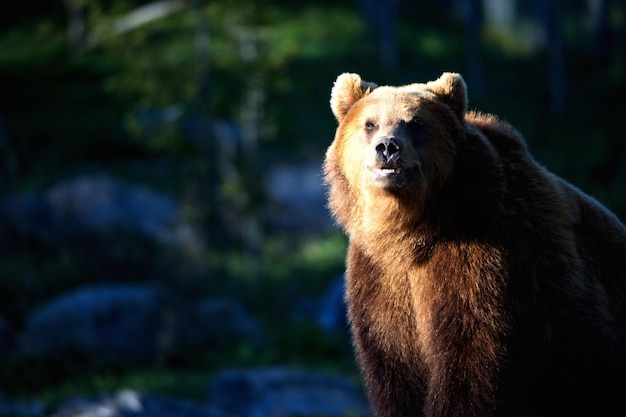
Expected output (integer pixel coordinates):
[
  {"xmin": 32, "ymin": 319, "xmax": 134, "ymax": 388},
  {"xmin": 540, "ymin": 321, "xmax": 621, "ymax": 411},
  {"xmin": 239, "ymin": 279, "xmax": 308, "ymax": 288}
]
[{"xmin": 323, "ymin": 72, "xmax": 626, "ymax": 417}]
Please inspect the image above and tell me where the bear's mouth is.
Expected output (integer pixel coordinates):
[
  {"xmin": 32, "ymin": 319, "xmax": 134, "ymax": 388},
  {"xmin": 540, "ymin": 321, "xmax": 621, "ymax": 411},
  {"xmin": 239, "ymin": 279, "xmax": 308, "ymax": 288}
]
[
  {"xmin": 370, "ymin": 163, "xmax": 403, "ymax": 178},
  {"xmin": 375, "ymin": 167, "xmax": 402, "ymax": 175},
  {"xmin": 370, "ymin": 164, "xmax": 406, "ymax": 188},
  {"xmin": 368, "ymin": 162, "xmax": 420, "ymax": 190}
]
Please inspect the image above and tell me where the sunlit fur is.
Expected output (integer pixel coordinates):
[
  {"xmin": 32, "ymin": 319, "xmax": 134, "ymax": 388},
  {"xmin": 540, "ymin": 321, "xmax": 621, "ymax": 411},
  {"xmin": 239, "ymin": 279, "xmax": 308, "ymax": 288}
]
[{"xmin": 323, "ymin": 72, "xmax": 626, "ymax": 417}]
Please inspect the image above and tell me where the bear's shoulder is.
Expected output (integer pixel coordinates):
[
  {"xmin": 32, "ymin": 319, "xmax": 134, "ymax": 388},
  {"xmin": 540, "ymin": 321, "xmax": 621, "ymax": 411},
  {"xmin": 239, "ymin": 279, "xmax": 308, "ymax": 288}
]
[{"xmin": 465, "ymin": 110, "xmax": 527, "ymax": 156}]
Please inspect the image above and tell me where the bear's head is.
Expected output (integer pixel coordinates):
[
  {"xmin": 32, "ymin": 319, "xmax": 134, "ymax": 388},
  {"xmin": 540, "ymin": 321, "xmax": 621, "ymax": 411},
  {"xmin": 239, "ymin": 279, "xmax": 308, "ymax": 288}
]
[{"xmin": 324, "ymin": 72, "xmax": 469, "ymax": 234}]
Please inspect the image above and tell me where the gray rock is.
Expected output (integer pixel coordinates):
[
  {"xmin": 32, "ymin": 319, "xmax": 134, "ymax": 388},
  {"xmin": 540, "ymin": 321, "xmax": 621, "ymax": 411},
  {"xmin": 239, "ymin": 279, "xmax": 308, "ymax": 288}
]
[
  {"xmin": 0, "ymin": 174, "xmax": 203, "ymax": 251},
  {"xmin": 18, "ymin": 284, "xmax": 165, "ymax": 362},
  {"xmin": 17, "ymin": 285, "xmax": 265, "ymax": 365},
  {"xmin": 0, "ymin": 315, "xmax": 12, "ymax": 360},
  {"xmin": 316, "ymin": 276, "xmax": 347, "ymax": 333},
  {"xmin": 46, "ymin": 174, "xmax": 198, "ymax": 247},
  {"xmin": 208, "ymin": 367, "xmax": 371, "ymax": 417},
  {"xmin": 176, "ymin": 298, "xmax": 264, "ymax": 351},
  {"xmin": 1, "ymin": 366, "xmax": 370, "ymax": 417},
  {"xmin": 0, "ymin": 394, "xmax": 45, "ymax": 417},
  {"xmin": 0, "ymin": 192, "xmax": 50, "ymax": 246},
  {"xmin": 49, "ymin": 389, "xmax": 227, "ymax": 417},
  {"xmin": 265, "ymin": 163, "xmax": 334, "ymax": 233}
]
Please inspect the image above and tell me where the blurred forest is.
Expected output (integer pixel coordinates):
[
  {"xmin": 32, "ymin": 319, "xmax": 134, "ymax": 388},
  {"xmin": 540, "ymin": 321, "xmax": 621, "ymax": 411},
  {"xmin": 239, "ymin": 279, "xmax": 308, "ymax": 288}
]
[{"xmin": 0, "ymin": 0, "xmax": 625, "ymax": 408}]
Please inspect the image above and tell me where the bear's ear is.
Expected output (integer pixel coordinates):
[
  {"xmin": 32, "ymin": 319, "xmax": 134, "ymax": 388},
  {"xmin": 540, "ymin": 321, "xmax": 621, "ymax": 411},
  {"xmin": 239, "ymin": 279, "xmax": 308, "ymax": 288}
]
[
  {"xmin": 330, "ymin": 73, "xmax": 378, "ymax": 122},
  {"xmin": 426, "ymin": 72, "xmax": 468, "ymax": 118}
]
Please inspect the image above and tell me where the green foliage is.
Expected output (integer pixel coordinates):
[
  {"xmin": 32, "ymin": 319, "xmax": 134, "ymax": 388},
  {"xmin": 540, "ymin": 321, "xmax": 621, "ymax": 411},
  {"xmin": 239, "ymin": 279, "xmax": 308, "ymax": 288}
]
[{"xmin": 0, "ymin": 25, "xmax": 66, "ymax": 67}]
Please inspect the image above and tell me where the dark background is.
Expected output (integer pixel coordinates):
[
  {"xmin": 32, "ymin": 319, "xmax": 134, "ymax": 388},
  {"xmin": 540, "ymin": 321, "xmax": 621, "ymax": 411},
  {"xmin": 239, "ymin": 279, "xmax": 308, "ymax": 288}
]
[{"xmin": 0, "ymin": 0, "xmax": 624, "ymax": 405}]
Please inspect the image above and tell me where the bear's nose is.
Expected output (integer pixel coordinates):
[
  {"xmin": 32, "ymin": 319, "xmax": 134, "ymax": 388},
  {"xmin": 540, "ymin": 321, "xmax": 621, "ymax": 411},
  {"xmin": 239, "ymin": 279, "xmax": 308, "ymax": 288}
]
[{"xmin": 375, "ymin": 137, "xmax": 402, "ymax": 162}]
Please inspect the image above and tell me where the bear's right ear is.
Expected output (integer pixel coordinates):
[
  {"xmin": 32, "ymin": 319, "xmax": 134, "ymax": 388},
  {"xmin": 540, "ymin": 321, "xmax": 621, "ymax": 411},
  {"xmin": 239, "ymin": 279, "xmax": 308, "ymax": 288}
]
[
  {"xmin": 330, "ymin": 73, "xmax": 378, "ymax": 122},
  {"xmin": 425, "ymin": 72, "xmax": 468, "ymax": 118}
]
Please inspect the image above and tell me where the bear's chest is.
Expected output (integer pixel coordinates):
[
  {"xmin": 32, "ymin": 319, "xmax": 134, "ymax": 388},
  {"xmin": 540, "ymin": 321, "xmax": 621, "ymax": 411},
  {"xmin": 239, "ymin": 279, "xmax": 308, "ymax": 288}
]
[{"xmin": 346, "ymin": 247, "xmax": 437, "ymax": 366}]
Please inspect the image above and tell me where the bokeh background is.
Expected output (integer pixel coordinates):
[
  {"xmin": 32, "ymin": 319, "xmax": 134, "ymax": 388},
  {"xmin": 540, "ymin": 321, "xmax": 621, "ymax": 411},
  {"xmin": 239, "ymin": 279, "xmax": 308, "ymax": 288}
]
[{"xmin": 0, "ymin": 0, "xmax": 625, "ymax": 415}]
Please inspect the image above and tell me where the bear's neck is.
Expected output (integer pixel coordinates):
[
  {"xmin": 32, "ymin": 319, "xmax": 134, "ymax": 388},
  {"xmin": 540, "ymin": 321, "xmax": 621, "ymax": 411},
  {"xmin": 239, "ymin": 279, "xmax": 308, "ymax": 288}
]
[
  {"xmin": 353, "ymin": 193, "xmax": 438, "ymax": 265},
  {"xmin": 352, "ymin": 149, "xmax": 505, "ymax": 264}
]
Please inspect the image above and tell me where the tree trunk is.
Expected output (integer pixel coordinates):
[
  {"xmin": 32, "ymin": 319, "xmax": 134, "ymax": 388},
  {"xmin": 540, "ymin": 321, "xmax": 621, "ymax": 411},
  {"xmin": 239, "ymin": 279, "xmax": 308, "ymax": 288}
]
[
  {"xmin": 466, "ymin": 0, "xmax": 485, "ymax": 97},
  {"xmin": 64, "ymin": 0, "xmax": 86, "ymax": 53},
  {"xmin": 358, "ymin": 0, "xmax": 400, "ymax": 71},
  {"xmin": 542, "ymin": 0, "xmax": 566, "ymax": 115}
]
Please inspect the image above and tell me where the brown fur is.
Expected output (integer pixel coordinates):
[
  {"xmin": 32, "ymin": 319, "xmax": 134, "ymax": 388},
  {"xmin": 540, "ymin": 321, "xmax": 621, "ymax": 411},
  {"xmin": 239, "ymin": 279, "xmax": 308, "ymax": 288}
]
[{"xmin": 323, "ymin": 72, "xmax": 626, "ymax": 417}]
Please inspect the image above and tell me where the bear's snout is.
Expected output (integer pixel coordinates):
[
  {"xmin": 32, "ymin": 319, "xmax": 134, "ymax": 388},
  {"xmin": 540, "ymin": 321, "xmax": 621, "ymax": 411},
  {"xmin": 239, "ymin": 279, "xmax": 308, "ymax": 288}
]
[{"xmin": 375, "ymin": 137, "xmax": 402, "ymax": 163}]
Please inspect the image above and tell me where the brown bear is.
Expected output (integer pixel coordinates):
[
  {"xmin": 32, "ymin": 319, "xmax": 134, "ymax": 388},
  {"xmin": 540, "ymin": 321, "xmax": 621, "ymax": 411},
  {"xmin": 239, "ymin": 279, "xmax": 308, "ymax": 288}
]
[{"xmin": 323, "ymin": 72, "xmax": 626, "ymax": 417}]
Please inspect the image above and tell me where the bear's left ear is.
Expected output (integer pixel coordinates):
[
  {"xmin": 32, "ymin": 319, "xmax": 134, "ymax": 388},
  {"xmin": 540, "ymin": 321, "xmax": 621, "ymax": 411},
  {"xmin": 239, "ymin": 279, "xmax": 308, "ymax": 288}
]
[
  {"xmin": 330, "ymin": 73, "xmax": 378, "ymax": 122},
  {"xmin": 426, "ymin": 72, "xmax": 468, "ymax": 118}
]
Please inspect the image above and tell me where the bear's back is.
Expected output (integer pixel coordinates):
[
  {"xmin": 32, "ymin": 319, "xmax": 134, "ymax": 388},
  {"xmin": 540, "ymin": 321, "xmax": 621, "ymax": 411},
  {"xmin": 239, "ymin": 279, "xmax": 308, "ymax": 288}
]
[{"xmin": 469, "ymin": 109, "xmax": 626, "ymax": 336}]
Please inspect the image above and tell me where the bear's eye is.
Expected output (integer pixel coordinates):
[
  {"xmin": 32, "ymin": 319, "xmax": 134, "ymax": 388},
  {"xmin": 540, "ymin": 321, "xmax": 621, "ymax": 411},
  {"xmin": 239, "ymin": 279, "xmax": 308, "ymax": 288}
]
[
  {"xmin": 408, "ymin": 117, "xmax": 424, "ymax": 128},
  {"xmin": 365, "ymin": 121, "xmax": 376, "ymax": 131},
  {"xmin": 407, "ymin": 117, "xmax": 425, "ymax": 133},
  {"xmin": 405, "ymin": 117, "xmax": 427, "ymax": 143}
]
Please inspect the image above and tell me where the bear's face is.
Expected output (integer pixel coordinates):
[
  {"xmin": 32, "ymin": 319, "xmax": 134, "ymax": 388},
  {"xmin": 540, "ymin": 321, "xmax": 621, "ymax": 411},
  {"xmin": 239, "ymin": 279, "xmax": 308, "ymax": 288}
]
[{"xmin": 325, "ymin": 72, "xmax": 469, "ymax": 231}]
